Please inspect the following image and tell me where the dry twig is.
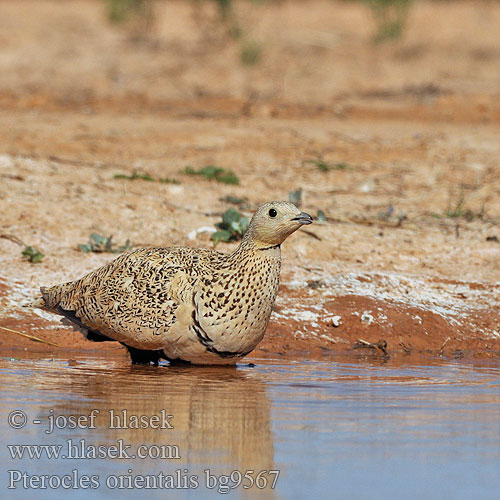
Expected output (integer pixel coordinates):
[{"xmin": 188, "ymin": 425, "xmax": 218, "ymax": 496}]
[{"xmin": 0, "ymin": 325, "xmax": 60, "ymax": 348}]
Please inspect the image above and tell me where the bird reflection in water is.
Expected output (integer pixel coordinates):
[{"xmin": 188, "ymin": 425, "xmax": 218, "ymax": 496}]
[{"xmin": 5, "ymin": 359, "xmax": 277, "ymax": 498}]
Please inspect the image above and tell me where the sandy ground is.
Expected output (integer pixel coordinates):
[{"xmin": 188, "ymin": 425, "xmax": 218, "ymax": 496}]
[{"xmin": 1, "ymin": 0, "xmax": 500, "ymax": 362}]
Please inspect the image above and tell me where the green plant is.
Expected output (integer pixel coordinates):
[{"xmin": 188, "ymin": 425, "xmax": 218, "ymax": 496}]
[
  {"xmin": 289, "ymin": 188, "xmax": 302, "ymax": 207},
  {"xmin": 183, "ymin": 165, "xmax": 239, "ymax": 185},
  {"xmin": 316, "ymin": 210, "xmax": 327, "ymax": 223},
  {"xmin": 211, "ymin": 208, "xmax": 250, "ymax": 244},
  {"xmin": 114, "ymin": 170, "xmax": 155, "ymax": 182},
  {"xmin": 446, "ymin": 198, "xmax": 466, "ymax": 219},
  {"xmin": 445, "ymin": 197, "xmax": 485, "ymax": 222},
  {"xmin": 214, "ymin": 0, "xmax": 242, "ymax": 38},
  {"xmin": 303, "ymin": 159, "xmax": 353, "ymax": 172},
  {"xmin": 361, "ymin": 0, "xmax": 414, "ymax": 42},
  {"xmin": 22, "ymin": 246, "xmax": 44, "ymax": 263},
  {"xmin": 79, "ymin": 233, "xmax": 132, "ymax": 254},
  {"xmin": 106, "ymin": 0, "xmax": 152, "ymax": 23},
  {"xmin": 114, "ymin": 171, "xmax": 180, "ymax": 184},
  {"xmin": 220, "ymin": 195, "xmax": 247, "ymax": 205},
  {"xmin": 159, "ymin": 178, "xmax": 181, "ymax": 185},
  {"xmin": 430, "ymin": 195, "xmax": 485, "ymax": 222},
  {"xmin": 215, "ymin": 0, "xmax": 232, "ymax": 19},
  {"xmin": 240, "ymin": 41, "xmax": 262, "ymax": 65}
]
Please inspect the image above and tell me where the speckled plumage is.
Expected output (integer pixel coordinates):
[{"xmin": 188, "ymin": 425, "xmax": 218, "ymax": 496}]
[{"xmin": 36, "ymin": 202, "xmax": 313, "ymax": 365}]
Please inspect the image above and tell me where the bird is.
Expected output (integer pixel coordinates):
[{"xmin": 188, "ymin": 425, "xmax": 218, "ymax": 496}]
[{"xmin": 32, "ymin": 201, "xmax": 313, "ymax": 365}]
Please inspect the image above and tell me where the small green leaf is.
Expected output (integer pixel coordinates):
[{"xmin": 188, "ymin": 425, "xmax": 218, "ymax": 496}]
[
  {"xmin": 78, "ymin": 243, "xmax": 92, "ymax": 253},
  {"xmin": 289, "ymin": 188, "xmax": 302, "ymax": 206},
  {"xmin": 317, "ymin": 210, "xmax": 327, "ymax": 223},
  {"xmin": 22, "ymin": 246, "xmax": 44, "ymax": 263},
  {"xmin": 222, "ymin": 207, "xmax": 242, "ymax": 225},
  {"xmin": 90, "ymin": 233, "xmax": 106, "ymax": 245},
  {"xmin": 239, "ymin": 217, "xmax": 250, "ymax": 234},
  {"xmin": 211, "ymin": 230, "xmax": 233, "ymax": 243},
  {"xmin": 229, "ymin": 221, "xmax": 242, "ymax": 232},
  {"xmin": 105, "ymin": 235, "xmax": 114, "ymax": 251}
]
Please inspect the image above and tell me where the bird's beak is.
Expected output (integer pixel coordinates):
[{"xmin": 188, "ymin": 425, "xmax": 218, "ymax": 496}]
[{"xmin": 292, "ymin": 212, "xmax": 313, "ymax": 225}]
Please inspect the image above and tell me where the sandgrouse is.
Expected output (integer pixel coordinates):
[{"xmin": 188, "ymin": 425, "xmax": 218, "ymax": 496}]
[{"xmin": 34, "ymin": 202, "xmax": 313, "ymax": 365}]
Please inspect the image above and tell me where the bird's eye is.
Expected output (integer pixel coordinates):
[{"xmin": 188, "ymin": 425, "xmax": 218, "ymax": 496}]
[{"xmin": 268, "ymin": 208, "xmax": 277, "ymax": 218}]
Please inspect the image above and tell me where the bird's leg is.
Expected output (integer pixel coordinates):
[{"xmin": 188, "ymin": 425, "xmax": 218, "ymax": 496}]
[{"xmin": 121, "ymin": 344, "xmax": 164, "ymax": 366}]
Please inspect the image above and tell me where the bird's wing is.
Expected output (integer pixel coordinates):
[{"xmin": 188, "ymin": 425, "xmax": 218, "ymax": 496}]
[{"xmin": 52, "ymin": 248, "xmax": 193, "ymax": 349}]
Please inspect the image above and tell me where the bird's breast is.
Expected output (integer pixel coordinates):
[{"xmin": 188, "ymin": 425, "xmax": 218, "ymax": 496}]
[{"xmin": 161, "ymin": 249, "xmax": 282, "ymax": 363}]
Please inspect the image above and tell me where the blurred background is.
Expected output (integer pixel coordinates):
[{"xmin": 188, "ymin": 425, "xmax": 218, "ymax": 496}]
[{"xmin": 1, "ymin": 0, "xmax": 499, "ymax": 108}]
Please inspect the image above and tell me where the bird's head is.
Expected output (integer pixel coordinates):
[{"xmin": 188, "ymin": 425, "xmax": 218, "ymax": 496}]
[{"xmin": 245, "ymin": 201, "xmax": 313, "ymax": 249}]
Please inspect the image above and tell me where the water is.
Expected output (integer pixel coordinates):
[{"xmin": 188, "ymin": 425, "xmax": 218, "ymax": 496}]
[{"xmin": 0, "ymin": 354, "xmax": 499, "ymax": 499}]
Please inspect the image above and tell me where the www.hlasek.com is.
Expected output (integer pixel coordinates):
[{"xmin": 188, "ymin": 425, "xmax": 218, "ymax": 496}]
[
  {"xmin": 8, "ymin": 469, "xmax": 280, "ymax": 493},
  {"xmin": 8, "ymin": 439, "xmax": 181, "ymax": 460}
]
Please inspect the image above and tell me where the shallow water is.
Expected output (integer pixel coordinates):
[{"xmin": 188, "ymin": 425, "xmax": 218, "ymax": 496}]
[{"xmin": 0, "ymin": 354, "xmax": 499, "ymax": 500}]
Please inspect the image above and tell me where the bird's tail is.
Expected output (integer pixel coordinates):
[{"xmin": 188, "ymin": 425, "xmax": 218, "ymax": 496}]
[{"xmin": 26, "ymin": 283, "xmax": 74, "ymax": 311}]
